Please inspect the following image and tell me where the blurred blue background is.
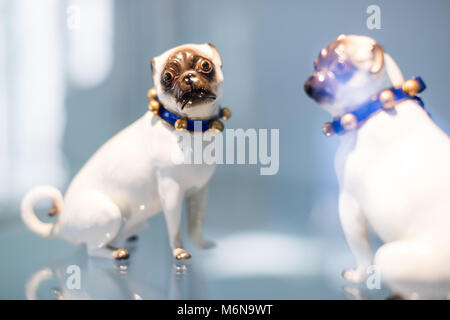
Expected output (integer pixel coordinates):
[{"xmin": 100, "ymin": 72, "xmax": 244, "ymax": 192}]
[{"xmin": 0, "ymin": 0, "xmax": 448, "ymax": 299}]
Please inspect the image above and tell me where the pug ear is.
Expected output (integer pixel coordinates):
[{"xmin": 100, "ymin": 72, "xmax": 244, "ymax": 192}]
[
  {"xmin": 207, "ymin": 43, "xmax": 222, "ymax": 68},
  {"xmin": 370, "ymin": 44, "xmax": 384, "ymax": 73},
  {"xmin": 150, "ymin": 58, "xmax": 156, "ymax": 74}
]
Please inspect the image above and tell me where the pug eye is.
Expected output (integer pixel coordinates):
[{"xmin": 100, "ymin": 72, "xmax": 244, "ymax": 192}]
[
  {"xmin": 163, "ymin": 70, "xmax": 174, "ymax": 82},
  {"xmin": 333, "ymin": 60, "xmax": 355, "ymax": 83},
  {"xmin": 335, "ymin": 61, "xmax": 347, "ymax": 73},
  {"xmin": 198, "ymin": 59, "xmax": 212, "ymax": 73}
]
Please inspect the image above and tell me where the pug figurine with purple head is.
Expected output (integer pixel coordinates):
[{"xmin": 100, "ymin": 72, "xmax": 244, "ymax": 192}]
[
  {"xmin": 22, "ymin": 43, "xmax": 230, "ymax": 261},
  {"xmin": 305, "ymin": 35, "xmax": 450, "ymax": 298}
]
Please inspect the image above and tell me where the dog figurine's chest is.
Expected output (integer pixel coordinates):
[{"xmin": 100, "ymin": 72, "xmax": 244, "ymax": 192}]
[
  {"xmin": 93, "ymin": 112, "xmax": 217, "ymax": 211},
  {"xmin": 337, "ymin": 138, "xmax": 408, "ymax": 241},
  {"xmin": 147, "ymin": 114, "xmax": 217, "ymax": 186}
]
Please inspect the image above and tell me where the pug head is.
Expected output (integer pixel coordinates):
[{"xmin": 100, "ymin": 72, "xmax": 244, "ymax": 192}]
[
  {"xmin": 152, "ymin": 43, "xmax": 223, "ymax": 118},
  {"xmin": 304, "ymin": 35, "xmax": 395, "ymax": 116}
]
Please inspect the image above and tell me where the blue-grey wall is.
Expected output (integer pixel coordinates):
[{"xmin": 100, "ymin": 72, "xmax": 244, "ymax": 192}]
[{"xmin": 63, "ymin": 0, "xmax": 450, "ymax": 188}]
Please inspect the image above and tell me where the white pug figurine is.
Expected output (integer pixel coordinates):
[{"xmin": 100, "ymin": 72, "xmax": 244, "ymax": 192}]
[
  {"xmin": 305, "ymin": 35, "xmax": 450, "ymax": 298},
  {"xmin": 22, "ymin": 43, "xmax": 230, "ymax": 260}
]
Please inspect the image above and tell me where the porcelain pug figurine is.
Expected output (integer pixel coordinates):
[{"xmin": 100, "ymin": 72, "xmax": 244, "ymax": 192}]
[
  {"xmin": 305, "ymin": 35, "xmax": 450, "ymax": 298},
  {"xmin": 22, "ymin": 43, "xmax": 230, "ymax": 260}
]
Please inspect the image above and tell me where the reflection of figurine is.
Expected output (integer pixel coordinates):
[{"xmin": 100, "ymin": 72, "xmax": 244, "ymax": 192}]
[
  {"xmin": 305, "ymin": 35, "xmax": 450, "ymax": 298},
  {"xmin": 22, "ymin": 43, "xmax": 228, "ymax": 260},
  {"xmin": 25, "ymin": 253, "xmax": 190, "ymax": 299}
]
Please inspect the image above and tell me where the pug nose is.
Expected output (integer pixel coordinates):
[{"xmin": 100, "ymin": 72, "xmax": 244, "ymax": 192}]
[
  {"xmin": 304, "ymin": 76, "xmax": 314, "ymax": 97},
  {"xmin": 184, "ymin": 73, "xmax": 195, "ymax": 84}
]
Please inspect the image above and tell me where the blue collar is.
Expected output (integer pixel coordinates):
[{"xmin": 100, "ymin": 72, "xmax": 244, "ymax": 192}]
[
  {"xmin": 147, "ymin": 88, "xmax": 230, "ymax": 132},
  {"xmin": 322, "ymin": 77, "xmax": 427, "ymax": 136}
]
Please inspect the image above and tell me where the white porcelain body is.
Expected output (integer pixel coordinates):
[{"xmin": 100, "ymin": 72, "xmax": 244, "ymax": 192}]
[
  {"xmin": 59, "ymin": 112, "xmax": 216, "ymax": 246},
  {"xmin": 335, "ymin": 79, "xmax": 450, "ymax": 298},
  {"xmin": 21, "ymin": 111, "xmax": 217, "ymax": 258},
  {"xmin": 337, "ymin": 100, "xmax": 450, "ymax": 282}
]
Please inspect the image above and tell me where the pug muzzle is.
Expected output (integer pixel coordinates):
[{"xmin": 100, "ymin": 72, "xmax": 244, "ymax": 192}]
[{"xmin": 156, "ymin": 48, "xmax": 219, "ymax": 110}]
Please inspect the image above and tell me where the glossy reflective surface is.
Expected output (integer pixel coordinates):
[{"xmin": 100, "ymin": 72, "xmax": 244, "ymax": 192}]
[{"xmin": 0, "ymin": 178, "xmax": 392, "ymax": 300}]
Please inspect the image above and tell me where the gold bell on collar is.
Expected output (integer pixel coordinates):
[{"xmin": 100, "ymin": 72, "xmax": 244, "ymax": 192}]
[
  {"xmin": 209, "ymin": 119, "xmax": 224, "ymax": 133},
  {"xmin": 340, "ymin": 113, "xmax": 358, "ymax": 131},
  {"xmin": 322, "ymin": 122, "xmax": 335, "ymax": 137},
  {"xmin": 174, "ymin": 118, "xmax": 188, "ymax": 131},
  {"xmin": 402, "ymin": 79, "xmax": 421, "ymax": 96},
  {"xmin": 148, "ymin": 100, "xmax": 160, "ymax": 114},
  {"xmin": 220, "ymin": 107, "xmax": 232, "ymax": 120},
  {"xmin": 147, "ymin": 87, "xmax": 157, "ymax": 100},
  {"xmin": 379, "ymin": 89, "xmax": 396, "ymax": 110}
]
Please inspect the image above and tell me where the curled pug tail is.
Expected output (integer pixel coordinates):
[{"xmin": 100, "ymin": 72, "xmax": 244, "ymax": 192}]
[{"xmin": 21, "ymin": 185, "xmax": 64, "ymax": 238}]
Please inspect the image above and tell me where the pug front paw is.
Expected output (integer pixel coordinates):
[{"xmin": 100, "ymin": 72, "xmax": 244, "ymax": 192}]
[
  {"xmin": 112, "ymin": 248, "xmax": 130, "ymax": 260},
  {"xmin": 173, "ymin": 248, "xmax": 191, "ymax": 260},
  {"xmin": 342, "ymin": 268, "xmax": 366, "ymax": 283}
]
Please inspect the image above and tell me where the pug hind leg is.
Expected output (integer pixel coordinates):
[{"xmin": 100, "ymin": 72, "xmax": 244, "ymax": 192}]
[
  {"xmin": 375, "ymin": 239, "xmax": 450, "ymax": 299},
  {"xmin": 80, "ymin": 191, "xmax": 126, "ymax": 260}
]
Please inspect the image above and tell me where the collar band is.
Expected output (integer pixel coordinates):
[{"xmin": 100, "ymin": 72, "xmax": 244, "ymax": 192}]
[
  {"xmin": 147, "ymin": 87, "xmax": 231, "ymax": 133},
  {"xmin": 322, "ymin": 77, "xmax": 426, "ymax": 136}
]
